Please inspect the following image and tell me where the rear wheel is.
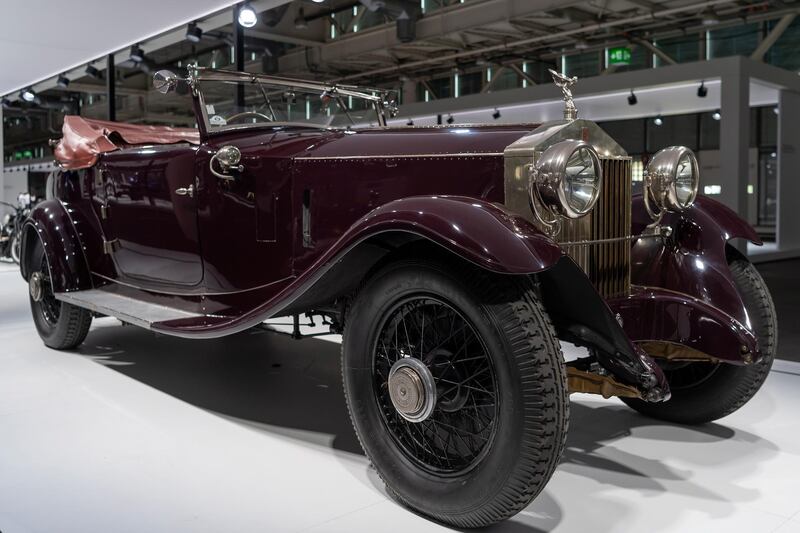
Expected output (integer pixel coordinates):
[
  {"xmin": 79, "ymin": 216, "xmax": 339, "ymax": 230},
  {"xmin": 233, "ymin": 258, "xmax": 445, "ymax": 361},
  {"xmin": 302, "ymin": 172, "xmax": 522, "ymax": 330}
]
[
  {"xmin": 28, "ymin": 238, "xmax": 92, "ymax": 349},
  {"xmin": 622, "ymin": 251, "xmax": 776, "ymax": 424},
  {"xmin": 342, "ymin": 259, "xmax": 568, "ymax": 528}
]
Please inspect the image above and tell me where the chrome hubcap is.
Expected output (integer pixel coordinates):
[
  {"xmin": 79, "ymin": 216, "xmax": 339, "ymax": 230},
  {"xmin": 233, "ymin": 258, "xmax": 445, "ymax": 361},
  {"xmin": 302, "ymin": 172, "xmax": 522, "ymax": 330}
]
[
  {"xmin": 29, "ymin": 271, "xmax": 44, "ymax": 302},
  {"xmin": 388, "ymin": 357, "xmax": 437, "ymax": 423}
]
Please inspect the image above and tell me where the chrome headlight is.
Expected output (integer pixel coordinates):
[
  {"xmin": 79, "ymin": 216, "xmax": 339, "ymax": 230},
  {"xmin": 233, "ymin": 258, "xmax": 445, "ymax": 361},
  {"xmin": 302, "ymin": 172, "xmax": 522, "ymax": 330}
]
[
  {"xmin": 530, "ymin": 139, "xmax": 602, "ymax": 219},
  {"xmin": 645, "ymin": 146, "xmax": 699, "ymax": 212}
]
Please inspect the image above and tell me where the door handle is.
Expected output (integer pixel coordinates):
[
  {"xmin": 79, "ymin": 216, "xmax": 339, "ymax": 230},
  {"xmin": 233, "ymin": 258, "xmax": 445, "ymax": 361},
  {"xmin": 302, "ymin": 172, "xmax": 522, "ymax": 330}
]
[{"xmin": 175, "ymin": 185, "xmax": 194, "ymax": 198}]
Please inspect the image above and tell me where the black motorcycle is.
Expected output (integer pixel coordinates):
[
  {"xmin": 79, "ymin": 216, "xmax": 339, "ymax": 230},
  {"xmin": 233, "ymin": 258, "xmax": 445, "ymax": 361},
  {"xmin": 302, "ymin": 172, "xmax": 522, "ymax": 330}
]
[{"xmin": 0, "ymin": 196, "xmax": 32, "ymax": 264}]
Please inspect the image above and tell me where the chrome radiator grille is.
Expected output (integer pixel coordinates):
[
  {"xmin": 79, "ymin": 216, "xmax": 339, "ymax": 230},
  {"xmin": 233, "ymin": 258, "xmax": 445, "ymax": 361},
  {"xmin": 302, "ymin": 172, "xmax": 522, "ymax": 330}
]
[{"xmin": 558, "ymin": 158, "xmax": 632, "ymax": 299}]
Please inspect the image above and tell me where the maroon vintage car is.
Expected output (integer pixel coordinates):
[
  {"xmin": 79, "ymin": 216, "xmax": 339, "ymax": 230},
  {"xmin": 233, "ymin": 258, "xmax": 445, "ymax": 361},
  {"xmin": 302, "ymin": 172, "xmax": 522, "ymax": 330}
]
[{"xmin": 21, "ymin": 67, "xmax": 776, "ymax": 528}]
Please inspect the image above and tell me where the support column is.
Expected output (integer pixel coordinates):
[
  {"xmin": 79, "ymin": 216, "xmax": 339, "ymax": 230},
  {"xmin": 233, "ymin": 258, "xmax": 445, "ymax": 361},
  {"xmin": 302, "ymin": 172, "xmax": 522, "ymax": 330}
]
[
  {"xmin": 776, "ymin": 89, "xmax": 800, "ymax": 251},
  {"xmin": 106, "ymin": 54, "xmax": 116, "ymax": 121},
  {"xmin": 401, "ymin": 77, "xmax": 417, "ymax": 104},
  {"xmin": 233, "ymin": 5, "xmax": 245, "ymax": 109},
  {"xmin": 719, "ymin": 71, "xmax": 750, "ymax": 232},
  {"xmin": 0, "ymin": 106, "xmax": 4, "ymax": 207}
]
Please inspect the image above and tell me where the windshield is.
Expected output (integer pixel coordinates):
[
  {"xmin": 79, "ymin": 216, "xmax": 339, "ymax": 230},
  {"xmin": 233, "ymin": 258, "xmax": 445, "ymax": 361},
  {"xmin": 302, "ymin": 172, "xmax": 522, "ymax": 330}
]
[{"xmin": 196, "ymin": 73, "xmax": 387, "ymax": 131}]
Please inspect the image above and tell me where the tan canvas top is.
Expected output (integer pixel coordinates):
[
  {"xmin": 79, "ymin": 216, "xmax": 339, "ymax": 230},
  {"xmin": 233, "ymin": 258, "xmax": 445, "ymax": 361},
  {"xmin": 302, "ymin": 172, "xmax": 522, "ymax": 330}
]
[{"xmin": 54, "ymin": 116, "xmax": 200, "ymax": 170}]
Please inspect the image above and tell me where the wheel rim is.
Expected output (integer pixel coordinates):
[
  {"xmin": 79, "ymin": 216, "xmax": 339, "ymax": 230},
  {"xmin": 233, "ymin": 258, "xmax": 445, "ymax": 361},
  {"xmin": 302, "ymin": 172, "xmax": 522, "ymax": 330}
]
[
  {"xmin": 35, "ymin": 255, "xmax": 60, "ymax": 326},
  {"xmin": 372, "ymin": 296, "xmax": 499, "ymax": 475}
]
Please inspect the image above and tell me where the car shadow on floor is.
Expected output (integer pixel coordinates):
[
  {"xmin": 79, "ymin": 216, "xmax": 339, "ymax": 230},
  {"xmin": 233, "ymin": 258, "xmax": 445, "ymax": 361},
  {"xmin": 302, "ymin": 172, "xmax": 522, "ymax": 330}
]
[{"xmin": 75, "ymin": 321, "xmax": 778, "ymax": 533}]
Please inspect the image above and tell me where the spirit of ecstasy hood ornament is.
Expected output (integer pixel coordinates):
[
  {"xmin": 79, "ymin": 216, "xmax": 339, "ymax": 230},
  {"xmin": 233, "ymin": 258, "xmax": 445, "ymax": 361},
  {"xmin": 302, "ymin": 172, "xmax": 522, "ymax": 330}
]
[{"xmin": 548, "ymin": 69, "xmax": 578, "ymax": 121}]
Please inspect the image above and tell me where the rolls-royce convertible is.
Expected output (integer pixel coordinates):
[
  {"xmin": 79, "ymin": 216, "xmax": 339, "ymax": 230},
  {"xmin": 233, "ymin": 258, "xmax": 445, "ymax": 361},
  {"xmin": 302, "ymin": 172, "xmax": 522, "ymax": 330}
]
[{"xmin": 20, "ymin": 67, "xmax": 776, "ymax": 528}]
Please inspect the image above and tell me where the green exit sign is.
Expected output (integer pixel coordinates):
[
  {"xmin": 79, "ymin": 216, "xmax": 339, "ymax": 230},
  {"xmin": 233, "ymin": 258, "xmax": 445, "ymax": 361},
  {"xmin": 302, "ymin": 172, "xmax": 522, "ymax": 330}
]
[{"xmin": 608, "ymin": 46, "xmax": 632, "ymax": 65}]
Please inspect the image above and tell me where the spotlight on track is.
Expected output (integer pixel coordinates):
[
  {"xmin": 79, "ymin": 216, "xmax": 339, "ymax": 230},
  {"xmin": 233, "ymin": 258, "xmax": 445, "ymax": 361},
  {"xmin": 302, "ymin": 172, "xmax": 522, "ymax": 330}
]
[
  {"xmin": 294, "ymin": 8, "xmax": 308, "ymax": 29},
  {"xmin": 653, "ymin": 115, "xmax": 664, "ymax": 126},
  {"xmin": 446, "ymin": 114, "xmax": 454, "ymax": 124},
  {"xmin": 186, "ymin": 22, "xmax": 203, "ymax": 43},
  {"xmin": 20, "ymin": 88, "xmax": 35, "ymax": 102},
  {"xmin": 492, "ymin": 108, "xmax": 501, "ymax": 120},
  {"xmin": 407, "ymin": 119, "xmax": 414, "ymax": 126},
  {"xmin": 701, "ymin": 8, "xmax": 719, "ymax": 26},
  {"xmin": 627, "ymin": 89, "xmax": 637, "ymax": 106},
  {"xmin": 129, "ymin": 44, "xmax": 145, "ymax": 63},
  {"xmin": 85, "ymin": 64, "xmax": 101, "ymax": 79},
  {"xmin": 56, "ymin": 74, "xmax": 70, "ymax": 89},
  {"xmin": 697, "ymin": 81, "xmax": 707, "ymax": 98},
  {"xmin": 238, "ymin": 3, "xmax": 258, "ymax": 28},
  {"xmin": 712, "ymin": 110, "xmax": 721, "ymax": 121},
  {"xmin": 1, "ymin": 97, "xmax": 12, "ymax": 109}
]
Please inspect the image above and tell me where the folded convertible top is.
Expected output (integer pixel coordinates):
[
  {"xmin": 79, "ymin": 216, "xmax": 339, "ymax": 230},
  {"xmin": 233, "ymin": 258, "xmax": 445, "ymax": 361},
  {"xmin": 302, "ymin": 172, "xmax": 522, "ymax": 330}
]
[{"xmin": 54, "ymin": 116, "xmax": 201, "ymax": 170}]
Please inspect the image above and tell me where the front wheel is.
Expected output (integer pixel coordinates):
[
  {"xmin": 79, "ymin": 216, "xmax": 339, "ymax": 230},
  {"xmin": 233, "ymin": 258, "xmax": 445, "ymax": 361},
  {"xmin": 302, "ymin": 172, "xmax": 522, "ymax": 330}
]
[
  {"xmin": 622, "ymin": 251, "xmax": 777, "ymax": 424},
  {"xmin": 342, "ymin": 259, "xmax": 568, "ymax": 528}
]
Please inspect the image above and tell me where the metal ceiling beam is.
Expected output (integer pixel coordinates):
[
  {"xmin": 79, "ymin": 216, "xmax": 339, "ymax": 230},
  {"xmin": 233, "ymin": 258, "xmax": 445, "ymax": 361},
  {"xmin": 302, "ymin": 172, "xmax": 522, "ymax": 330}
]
[
  {"xmin": 330, "ymin": 0, "xmax": 738, "ymax": 82},
  {"xmin": 751, "ymin": 12, "xmax": 797, "ymax": 61},
  {"xmin": 279, "ymin": 0, "xmax": 587, "ymax": 73},
  {"xmin": 632, "ymin": 37, "xmax": 676, "ymax": 65}
]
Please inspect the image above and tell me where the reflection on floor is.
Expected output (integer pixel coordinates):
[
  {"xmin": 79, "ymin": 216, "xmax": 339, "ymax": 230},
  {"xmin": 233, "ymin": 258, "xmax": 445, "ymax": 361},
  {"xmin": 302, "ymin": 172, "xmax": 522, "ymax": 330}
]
[{"xmin": 1, "ymin": 265, "xmax": 799, "ymax": 532}]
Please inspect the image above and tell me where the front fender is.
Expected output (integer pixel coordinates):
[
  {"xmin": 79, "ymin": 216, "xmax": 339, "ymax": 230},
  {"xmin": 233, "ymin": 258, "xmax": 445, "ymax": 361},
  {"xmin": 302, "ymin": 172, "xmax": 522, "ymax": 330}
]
[
  {"xmin": 20, "ymin": 199, "xmax": 92, "ymax": 292},
  {"xmin": 339, "ymin": 195, "xmax": 564, "ymax": 274},
  {"xmin": 630, "ymin": 194, "xmax": 762, "ymax": 360}
]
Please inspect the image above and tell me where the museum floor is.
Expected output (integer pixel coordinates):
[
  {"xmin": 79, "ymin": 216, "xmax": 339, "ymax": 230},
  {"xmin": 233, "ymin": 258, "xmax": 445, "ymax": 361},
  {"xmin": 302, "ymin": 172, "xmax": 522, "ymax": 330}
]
[{"xmin": 1, "ymin": 259, "xmax": 799, "ymax": 533}]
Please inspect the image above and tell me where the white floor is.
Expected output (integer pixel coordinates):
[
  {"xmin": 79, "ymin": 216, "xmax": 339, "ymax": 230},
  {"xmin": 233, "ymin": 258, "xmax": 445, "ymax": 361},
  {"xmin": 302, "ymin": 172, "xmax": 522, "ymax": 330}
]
[{"xmin": 1, "ymin": 259, "xmax": 799, "ymax": 533}]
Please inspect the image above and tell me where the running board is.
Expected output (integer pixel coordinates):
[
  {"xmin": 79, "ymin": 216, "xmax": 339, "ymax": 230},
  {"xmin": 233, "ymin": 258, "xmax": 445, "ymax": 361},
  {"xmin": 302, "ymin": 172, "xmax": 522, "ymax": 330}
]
[{"xmin": 55, "ymin": 289, "xmax": 201, "ymax": 329}]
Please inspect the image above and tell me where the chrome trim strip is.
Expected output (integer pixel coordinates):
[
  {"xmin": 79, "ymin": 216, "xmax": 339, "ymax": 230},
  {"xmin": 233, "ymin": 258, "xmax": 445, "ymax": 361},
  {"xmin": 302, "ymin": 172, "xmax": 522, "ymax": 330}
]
[{"xmin": 295, "ymin": 152, "xmax": 504, "ymax": 161}]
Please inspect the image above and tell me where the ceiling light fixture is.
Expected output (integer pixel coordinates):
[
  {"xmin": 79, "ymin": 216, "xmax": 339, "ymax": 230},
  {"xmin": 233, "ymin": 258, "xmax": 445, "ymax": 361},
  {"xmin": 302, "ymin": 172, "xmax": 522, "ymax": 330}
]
[
  {"xmin": 238, "ymin": 3, "xmax": 258, "ymax": 28},
  {"xmin": 697, "ymin": 81, "xmax": 707, "ymax": 98},
  {"xmin": 85, "ymin": 64, "xmax": 101, "ymax": 79},
  {"xmin": 294, "ymin": 8, "xmax": 308, "ymax": 29},
  {"xmin": 712, "ymin": 110, "xmax": 721, "ymax": 121},
  {"xmin": 653, "ymin": 115, "xmax": 664, "ymax": 126},
  {"xmin": 701, "ymin": 8, "xmax": 719, "ymax": 26},
  {"xmin": 186, "ymin": 22, "xmax": 203, "ymax": 43},
  {"xmin": 575, "ymin": 38, "xmax": 589, "ymax": 50},
  {"xmin": 627, "ymin": 89, "xmax": 637, "ymax": 106},
  {"xmin": 56, "ymin": 74, "xmax": 70, "ymax": 89},
  {"xmin": 129, "ymin": 44, "xmax": 145, "ymax": 63},
  {"xmin": 20, "ymin": 88, "xmax": 35, "ymax": 102}
]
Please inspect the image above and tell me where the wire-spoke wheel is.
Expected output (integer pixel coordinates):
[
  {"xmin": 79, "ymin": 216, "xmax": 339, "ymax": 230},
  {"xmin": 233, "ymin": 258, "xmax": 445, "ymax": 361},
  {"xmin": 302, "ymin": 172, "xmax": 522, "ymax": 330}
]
[
  {"xmin": 374, "ymin": 297, "xmax": 498, "ymax": 475},
  {"xmin": 27, "ymin": 237, "xmax": 92, "ymax": 350},
  {"xmin": 342, "ymin": 257, "xmax": 568, "ymax": 528}
]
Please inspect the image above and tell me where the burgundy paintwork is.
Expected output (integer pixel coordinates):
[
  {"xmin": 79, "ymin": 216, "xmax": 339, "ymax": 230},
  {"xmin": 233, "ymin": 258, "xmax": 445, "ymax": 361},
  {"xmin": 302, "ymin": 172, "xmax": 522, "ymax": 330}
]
[{"xmin": 22, "ymin": 112, "xmax": 763, "ymax": 379}]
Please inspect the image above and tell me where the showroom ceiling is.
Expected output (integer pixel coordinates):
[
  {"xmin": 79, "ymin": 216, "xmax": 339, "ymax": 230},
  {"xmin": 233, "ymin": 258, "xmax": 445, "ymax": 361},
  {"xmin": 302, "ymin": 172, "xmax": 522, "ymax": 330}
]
[{"xmin": 0, "ymin": 0, "xmax": 260, "ymax": 96}]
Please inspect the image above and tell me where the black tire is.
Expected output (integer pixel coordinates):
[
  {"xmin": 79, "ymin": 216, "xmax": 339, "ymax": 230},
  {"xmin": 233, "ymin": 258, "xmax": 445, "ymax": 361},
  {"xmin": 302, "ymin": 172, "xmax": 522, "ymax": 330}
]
[
  {"xmin": 622, "ymin": 252, "xmax": 777, "ymax": 424},
  {"xmin": 10, "ymin": 233, "xmax": 20, "ymax": 264},
  {"xmin": 342, "ymin": 258, "xmax": 568, "ymax": 528},
  {"xmin": 28, "ymin": 238, "xmax": 92, "ymax": 350}
]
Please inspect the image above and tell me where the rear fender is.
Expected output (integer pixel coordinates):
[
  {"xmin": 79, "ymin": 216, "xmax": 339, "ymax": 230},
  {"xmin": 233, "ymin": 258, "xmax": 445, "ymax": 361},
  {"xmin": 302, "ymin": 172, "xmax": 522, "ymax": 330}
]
[{"xmin": 20, "ymin": 199, "xmax": 92, "ymax": 292}]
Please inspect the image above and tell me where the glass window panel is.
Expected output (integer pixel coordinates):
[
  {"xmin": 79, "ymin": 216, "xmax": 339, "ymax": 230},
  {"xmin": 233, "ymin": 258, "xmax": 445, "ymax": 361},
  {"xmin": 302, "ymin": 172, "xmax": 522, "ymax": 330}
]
[
  {"xmin": 708, "ymin": 24, "xmax": 759, "ymax": 58},
  {"xmin": 647, "ymin": 113, "xmax": 698, "ymax": 152},
  {"xmin": 765, "ymin": 17, "xmax": 800, "ymax": 71},
  {"xmin": 564, "ymin": 52, "xmax": 601, "ymax": 78},
  {"xmin": 654, "ymin": 35, "xmax": 700, "ymax": 66}
]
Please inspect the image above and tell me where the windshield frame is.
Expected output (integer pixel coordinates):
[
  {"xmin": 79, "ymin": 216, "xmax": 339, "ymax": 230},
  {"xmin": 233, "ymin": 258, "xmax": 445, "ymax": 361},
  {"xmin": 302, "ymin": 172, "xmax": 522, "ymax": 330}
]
[{"xmin": 189, "ymin": 66, "xmax": 391, "ymax": 134}]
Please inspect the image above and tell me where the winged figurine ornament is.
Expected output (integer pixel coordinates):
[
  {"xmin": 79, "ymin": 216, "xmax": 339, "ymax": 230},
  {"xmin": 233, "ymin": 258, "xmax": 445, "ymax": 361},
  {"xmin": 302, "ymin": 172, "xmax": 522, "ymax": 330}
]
[{"xmin": 548, "ymin": 68, "xmax": 579, "ymax": 120}]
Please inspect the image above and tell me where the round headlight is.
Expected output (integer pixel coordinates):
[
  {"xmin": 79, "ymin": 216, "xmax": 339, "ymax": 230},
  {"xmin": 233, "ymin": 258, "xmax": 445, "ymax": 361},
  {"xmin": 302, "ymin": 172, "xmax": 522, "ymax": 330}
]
[
  {"xmin": 531, "ymin": 139, "xmax": 602, "ymax": 219},
  {"xmin": 645, "ymin": 146, "xmax": 699, "ymax": 211}
]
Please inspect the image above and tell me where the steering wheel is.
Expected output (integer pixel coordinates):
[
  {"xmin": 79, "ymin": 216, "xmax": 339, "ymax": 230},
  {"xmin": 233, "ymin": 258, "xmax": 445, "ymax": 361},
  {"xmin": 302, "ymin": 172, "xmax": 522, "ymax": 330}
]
[{"xmin": 225, "ymin": 111, "xmax": 273, "ymax": 124}]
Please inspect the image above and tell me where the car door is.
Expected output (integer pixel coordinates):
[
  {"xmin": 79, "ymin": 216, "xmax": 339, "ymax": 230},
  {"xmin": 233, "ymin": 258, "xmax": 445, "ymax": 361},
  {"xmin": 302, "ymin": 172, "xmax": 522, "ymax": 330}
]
[
  {"xmin": 94, "ymin": 143, "xmax": 203, "ymax": 287},
  {"xmin": 194, "ymin": 131, "xmax": 297, "ymax": 293}
]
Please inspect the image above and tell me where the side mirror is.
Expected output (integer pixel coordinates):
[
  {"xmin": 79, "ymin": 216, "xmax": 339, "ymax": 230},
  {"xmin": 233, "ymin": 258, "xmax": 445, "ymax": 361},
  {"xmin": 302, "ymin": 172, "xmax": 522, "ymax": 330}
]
[{"xmin": 153, "ymin": 70, "xmax": 179, "ymax": 94}]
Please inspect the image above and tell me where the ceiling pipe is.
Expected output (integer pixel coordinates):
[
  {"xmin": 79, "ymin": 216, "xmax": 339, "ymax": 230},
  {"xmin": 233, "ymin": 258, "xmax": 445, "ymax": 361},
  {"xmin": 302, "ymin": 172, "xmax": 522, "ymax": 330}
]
[{"xmin": 334, "ymin": 0, "xmax": 738, "ymax": 82}]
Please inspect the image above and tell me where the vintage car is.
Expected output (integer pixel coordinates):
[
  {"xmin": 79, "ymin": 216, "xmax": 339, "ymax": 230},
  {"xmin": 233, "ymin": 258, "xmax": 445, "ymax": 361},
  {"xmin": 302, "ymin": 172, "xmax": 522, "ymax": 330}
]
[{"xmin": 21, "ymin": 67, "xmax": 776, "ymax": 528}]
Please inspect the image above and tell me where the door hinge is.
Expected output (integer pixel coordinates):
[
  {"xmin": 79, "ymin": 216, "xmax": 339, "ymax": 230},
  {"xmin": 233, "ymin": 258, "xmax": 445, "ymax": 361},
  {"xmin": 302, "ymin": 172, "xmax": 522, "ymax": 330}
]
[{"xmin": 103, "ymin": 239, "xmax": 120, "ymax": 254}]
